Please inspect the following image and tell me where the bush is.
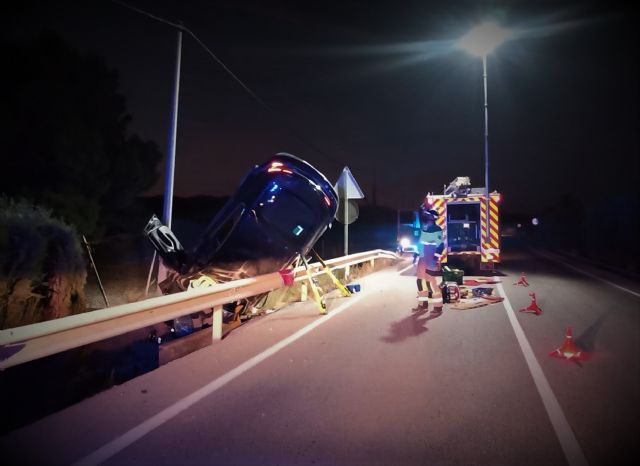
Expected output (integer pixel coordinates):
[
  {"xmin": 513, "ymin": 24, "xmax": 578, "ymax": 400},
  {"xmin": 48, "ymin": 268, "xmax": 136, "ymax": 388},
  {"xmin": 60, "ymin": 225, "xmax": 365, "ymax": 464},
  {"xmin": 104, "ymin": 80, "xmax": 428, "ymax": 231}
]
[{"xmin": 0, "ymin": 196, "xmax": 87, "ymax": 329}]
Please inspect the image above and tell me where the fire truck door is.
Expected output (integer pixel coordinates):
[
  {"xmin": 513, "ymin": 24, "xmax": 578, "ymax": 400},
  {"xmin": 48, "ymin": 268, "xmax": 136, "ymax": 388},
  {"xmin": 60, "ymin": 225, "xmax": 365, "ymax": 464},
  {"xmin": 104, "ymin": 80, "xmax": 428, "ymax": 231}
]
[{"xmin": 446, "ymin": 203, "xmax": 481, "ymax": 253}]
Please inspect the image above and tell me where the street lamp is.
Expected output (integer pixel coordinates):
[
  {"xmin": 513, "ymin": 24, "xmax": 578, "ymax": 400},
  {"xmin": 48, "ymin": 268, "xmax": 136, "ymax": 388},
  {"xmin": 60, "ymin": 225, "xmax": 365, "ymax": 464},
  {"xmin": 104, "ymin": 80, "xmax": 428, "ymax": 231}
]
[
  {"xmin": 147, "ymin": 25, "xmax": 183, "ymax": 295},
  {"xmin": 457, "ymin": 20, "xmax": 512, "ymax": 242}
]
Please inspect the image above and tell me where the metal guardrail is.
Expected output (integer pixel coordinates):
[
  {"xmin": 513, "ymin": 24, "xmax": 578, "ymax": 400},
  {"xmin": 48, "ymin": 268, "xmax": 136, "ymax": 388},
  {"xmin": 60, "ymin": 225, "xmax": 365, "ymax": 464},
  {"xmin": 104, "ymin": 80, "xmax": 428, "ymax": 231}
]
[{"xmin": 0, "ymin": 249, "xmax": 398, "ymax": 370}]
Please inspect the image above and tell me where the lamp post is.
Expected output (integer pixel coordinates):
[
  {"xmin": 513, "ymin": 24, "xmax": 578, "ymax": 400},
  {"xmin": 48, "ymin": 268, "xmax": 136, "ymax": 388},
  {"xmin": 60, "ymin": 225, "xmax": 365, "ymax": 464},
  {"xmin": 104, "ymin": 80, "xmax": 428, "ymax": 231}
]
[
  {"xmin": 163, "ymin": 24, "xmax": 183, "ymax": 230},
  {"xmin": 147, "ymin": 25, "xmax": 183, "ymax": 295},
  {"xmin": 457, "ymin": 20, "xmax": 511, "ymax": 242}
]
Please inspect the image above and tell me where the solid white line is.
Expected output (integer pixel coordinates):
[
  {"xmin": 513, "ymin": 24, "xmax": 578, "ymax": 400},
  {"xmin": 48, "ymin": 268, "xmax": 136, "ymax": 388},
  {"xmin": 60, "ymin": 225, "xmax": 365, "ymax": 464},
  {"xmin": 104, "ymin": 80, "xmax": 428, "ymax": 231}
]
[
  {"xmin": 496, "ymin": 283, "xmax": 588, "ymax": 466},
  {"xmin": 398, "ymin": 262, "xmax": 415, "ymax": 274},
  {"xmin": 73, "ymin": 293, "xmax": 366, "ymax": 466},
  {"xmin": 534, "ymin": 250, "xmax": 640, "ymax": 298}
]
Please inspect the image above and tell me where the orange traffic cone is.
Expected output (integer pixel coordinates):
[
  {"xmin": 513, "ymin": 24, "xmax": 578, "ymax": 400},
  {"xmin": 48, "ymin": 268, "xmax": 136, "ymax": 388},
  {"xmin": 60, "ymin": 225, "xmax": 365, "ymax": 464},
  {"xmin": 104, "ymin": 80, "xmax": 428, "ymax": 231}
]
[
  {"xmin": 549, "ymin": 326, "xmax": 583, "ymax": 361},
  {"xmin": 519, "ymin": 292, "xmax": 542, "ymax": 315},
  {"xmin": 513, "ymin": 272, "xmax": 530, "ymax": 286}
]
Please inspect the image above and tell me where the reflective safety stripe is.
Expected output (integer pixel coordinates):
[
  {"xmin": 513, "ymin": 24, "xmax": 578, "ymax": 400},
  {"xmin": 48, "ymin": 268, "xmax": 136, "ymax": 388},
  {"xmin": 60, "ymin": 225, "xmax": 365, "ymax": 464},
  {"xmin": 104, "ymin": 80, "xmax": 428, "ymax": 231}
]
[{"xmin": 426, "ymin": 193, "xmax": 501, "ymax": 265}]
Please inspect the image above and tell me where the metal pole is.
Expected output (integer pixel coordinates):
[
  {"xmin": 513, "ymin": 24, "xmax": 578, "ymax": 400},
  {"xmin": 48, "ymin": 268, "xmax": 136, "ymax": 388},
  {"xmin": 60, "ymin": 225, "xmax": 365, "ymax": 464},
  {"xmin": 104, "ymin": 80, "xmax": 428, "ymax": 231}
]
[
  {"xmin": 157, "ymin": 25, "xmax": 183, "ymax": 289},
  {"xmin": 344, "ymin": 198, "xmax": 349, "ymax": 255},
  {"xmin": 163, "ymin": 25, "xmax": 183, "ymax": 229},
  {"xmin": 82, "ymin": 235, "xmax": 109, "ymax": 308},
  {"xmin": 482, "ymin": 54, "xmax": 490, "ymax": 242}
]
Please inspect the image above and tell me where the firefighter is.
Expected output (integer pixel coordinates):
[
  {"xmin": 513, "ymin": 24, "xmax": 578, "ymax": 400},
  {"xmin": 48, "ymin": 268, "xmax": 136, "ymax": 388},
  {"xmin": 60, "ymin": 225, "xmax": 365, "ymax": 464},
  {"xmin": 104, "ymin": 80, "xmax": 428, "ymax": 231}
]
[{"xmin": 413, "ymin": 207, "xmax": 444, "ymax": 315}]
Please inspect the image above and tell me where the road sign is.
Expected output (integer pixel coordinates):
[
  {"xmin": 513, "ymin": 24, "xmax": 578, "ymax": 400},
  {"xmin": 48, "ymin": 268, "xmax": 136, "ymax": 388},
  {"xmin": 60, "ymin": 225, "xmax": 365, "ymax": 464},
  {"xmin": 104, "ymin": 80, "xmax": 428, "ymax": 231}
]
[
  {"xmin": 334, "ymin": 166, "xmax": 364, "ymax": 199},
  {"xmin": 335, "ymin": 199, "xmax": 359, "ymax": 224},
  {"xmin": 333, "ymin": 167, "xmax": 364, "ymax": 255}
]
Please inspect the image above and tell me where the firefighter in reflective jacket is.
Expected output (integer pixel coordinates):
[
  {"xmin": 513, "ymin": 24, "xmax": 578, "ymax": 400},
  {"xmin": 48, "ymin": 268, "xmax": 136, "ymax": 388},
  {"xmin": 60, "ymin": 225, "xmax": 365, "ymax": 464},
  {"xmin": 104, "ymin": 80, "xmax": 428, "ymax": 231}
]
[{"xmin": 413, "ymin": 208, "xmax": 444, "ymax": 315}]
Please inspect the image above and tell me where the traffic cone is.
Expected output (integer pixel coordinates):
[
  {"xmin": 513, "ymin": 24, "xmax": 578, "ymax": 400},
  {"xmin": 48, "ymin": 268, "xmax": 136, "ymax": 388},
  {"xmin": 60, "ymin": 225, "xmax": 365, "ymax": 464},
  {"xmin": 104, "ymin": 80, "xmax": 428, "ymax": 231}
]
[
  {"xmin": 513, "ymin": 272, "xmax": 530, "ymax": 286},
  {"xmin": 519, "ymin": 292, "xmax": 542, "ymax": 315},
  {"xmin": 549, "ymin": 326, "xmax": 583, "ymax": 361}
]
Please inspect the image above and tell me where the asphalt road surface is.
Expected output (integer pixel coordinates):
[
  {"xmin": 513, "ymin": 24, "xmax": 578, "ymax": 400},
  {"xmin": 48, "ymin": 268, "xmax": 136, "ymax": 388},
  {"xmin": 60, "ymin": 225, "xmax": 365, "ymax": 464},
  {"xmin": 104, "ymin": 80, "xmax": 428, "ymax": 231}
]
[{"xmin": 1, "ymin": 247, "xmax": 638, "ymax": 466}]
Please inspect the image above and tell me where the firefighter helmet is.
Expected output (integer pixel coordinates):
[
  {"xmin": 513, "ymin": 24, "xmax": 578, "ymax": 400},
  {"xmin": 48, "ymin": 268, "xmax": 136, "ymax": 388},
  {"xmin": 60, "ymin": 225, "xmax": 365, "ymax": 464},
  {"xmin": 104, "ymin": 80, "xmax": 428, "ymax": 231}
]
[
  {"xmin": 421, "ymin": 208, "xmax": 439, "ymax": 223},
  {"xmin": 420, "ymin": 208, "xmax": 440, "ymax": 229}
]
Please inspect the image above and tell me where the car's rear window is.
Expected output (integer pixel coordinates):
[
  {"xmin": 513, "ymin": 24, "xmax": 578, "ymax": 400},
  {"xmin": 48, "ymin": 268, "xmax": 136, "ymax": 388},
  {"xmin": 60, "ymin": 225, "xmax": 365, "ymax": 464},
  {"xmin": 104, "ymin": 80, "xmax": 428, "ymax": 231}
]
[{"xmin": 257, "ymin": 187, "xmax": 319, "ymax": 243}]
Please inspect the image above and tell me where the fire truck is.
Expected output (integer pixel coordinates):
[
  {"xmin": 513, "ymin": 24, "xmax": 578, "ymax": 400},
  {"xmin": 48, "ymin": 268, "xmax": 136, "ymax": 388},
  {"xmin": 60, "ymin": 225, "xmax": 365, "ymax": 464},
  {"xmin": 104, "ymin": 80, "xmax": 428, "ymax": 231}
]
[{"xmin": 397, "ymin": 177, "xmax": 501, "ymax": 270}]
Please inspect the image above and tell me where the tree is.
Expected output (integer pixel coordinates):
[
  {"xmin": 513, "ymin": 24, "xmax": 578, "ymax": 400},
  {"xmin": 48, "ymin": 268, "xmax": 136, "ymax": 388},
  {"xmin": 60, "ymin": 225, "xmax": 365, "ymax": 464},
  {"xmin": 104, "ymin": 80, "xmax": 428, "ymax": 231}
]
[{"xmin": 0, "ymin": 32, "xmax": 162, "ymax": 236}]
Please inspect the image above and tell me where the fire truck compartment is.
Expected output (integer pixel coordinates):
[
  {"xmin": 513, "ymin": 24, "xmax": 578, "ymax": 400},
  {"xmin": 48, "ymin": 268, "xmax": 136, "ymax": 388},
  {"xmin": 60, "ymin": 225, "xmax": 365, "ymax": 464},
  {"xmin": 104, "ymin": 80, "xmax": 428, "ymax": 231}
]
[{"xmin": 446, "ymin": 202, "xmax": 481, "ymax": 253}]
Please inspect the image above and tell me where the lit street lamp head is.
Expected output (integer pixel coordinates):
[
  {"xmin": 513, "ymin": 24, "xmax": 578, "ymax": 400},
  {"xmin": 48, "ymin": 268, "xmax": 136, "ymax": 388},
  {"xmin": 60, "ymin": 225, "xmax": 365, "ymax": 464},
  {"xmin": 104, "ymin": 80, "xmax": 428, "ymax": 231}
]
[
  {"xmin": 457, "ymin": 20, "xmax": 512, "ymax": 56},
  {"xmin": 456, "ymin": 19, "xmax": 513, "ymax": 244}
]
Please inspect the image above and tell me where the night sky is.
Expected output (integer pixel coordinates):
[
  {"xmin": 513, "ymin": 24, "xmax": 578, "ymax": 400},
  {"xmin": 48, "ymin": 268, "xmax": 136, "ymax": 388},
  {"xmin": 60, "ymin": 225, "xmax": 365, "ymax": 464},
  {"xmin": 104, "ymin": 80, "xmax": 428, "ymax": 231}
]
[{"xmin": 6, "ymin": 1, "xmax": 638, "ymax": 215}]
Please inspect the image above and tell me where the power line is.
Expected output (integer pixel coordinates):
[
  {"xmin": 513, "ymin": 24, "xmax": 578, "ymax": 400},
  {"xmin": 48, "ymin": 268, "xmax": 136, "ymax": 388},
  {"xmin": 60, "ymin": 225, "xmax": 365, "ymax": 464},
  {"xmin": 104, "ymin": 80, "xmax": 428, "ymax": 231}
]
[
  {"xmin": 109, "ymin": 0, "xmax": 345, "ymax": 170},
  {"xmin": 185, "ymin": 28, "xmax": 344, "ymax": 169}
]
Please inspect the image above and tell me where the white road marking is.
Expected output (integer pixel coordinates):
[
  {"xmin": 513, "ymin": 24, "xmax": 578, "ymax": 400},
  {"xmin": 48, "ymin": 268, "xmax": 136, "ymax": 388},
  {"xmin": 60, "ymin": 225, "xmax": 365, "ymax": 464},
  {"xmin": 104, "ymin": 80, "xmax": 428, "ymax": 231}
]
[
  {"xmin": 534, "ymin": 250, "xmax": 640, "ymax": 298},
  {"xmin": 73, "ymin": 293, "xmax": 366, "ymax": 466},
  {"xmin": 496, "ymin": 283, "xmax": 588, "ymax": 466},
  {"xmin": 398, "ymin": 262, "xmax": 415, "ymax": 274}
]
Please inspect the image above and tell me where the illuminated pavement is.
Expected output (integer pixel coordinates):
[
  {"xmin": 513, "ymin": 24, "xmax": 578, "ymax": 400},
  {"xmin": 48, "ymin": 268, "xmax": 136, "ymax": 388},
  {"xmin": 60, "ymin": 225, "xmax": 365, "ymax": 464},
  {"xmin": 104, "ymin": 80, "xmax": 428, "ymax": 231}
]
[{"xmin": 1, "ymin": 249, "xmax": 638, "ymax": 466}]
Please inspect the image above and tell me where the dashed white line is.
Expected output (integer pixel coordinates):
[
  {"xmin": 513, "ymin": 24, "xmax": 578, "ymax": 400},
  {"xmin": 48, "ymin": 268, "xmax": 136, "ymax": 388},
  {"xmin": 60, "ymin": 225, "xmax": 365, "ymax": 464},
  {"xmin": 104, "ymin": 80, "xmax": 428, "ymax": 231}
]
[{"xmin": 496, "ymin": 282, "xmax": 588, "ymax": 466}]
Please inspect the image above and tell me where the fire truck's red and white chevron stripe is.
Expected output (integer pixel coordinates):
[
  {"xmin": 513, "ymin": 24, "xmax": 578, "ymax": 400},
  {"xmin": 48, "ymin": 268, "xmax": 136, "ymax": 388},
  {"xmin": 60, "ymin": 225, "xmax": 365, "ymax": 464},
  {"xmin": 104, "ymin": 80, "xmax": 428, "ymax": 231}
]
[
  {"xmin": 480, "ymin": 195, "xmax": 501, "ymax": 262},
  {"xmin": 425, "ymin": 194, "xmax": 500, "ymax": 265}
]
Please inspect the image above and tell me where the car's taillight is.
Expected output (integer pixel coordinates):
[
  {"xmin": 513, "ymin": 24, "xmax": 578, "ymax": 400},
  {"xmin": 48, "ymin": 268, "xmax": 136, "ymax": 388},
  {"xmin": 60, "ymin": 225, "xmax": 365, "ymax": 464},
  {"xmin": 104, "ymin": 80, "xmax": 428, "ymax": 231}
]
[{"xmin": 267, "ymin": 161, "xmax": 292, "ymax": 174}]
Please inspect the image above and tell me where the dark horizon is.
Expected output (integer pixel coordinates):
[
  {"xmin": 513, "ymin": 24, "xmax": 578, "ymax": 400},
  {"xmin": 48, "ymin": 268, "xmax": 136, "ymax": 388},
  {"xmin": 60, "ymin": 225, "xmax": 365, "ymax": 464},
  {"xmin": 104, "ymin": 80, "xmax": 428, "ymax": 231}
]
[{"xmin": 5, "ymin": 1, "xmax": 638, "ymax": 217}]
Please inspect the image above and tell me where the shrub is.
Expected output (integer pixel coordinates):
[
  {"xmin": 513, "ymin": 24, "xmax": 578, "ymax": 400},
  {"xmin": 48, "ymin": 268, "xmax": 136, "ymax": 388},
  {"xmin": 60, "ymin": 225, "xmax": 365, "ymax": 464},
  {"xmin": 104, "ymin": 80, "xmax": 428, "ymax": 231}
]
[{"xmin": 0, "ymin": 196, "xmax": 86, "ymax": 329}]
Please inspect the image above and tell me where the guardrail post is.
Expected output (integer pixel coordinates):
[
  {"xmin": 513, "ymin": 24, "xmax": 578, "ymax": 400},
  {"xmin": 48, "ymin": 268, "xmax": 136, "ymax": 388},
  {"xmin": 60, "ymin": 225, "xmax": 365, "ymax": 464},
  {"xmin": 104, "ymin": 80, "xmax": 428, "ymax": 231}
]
[
  {"xmin": 212, "ymin": 306, "xmax": 223, "ymax": 340},
  {"xmin": 370, "ymin": 258, "xmax": 375, "ymax": 268}
]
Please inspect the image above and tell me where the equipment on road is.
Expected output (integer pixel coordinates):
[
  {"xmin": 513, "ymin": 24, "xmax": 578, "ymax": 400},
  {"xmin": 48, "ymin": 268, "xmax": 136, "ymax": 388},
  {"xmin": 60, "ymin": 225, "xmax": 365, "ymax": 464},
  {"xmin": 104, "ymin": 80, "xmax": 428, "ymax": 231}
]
[
  {"xmin": 513, "ymin": 272, "xmax": 530, "ymax": 286},
  {"xmin": 519, "ymin": 292, "xmax": 543, "ymax": 315},
  {"xmin": 346, "ymin": 283, "xmax": 361, "ymax": 293},
  {"xmin": 450, "ymin": 282, "xmax": 504, "ymax": 309},
  {"xmin": 440, "ymin": 281, "xmax": 460, "ymax": 303},
  {"xmin": 442, "ymin": 265, "xmax": 464, "ymax": 285},
  {"xmin": 462, "ymin": 277, "xmax": 501, "ymax": 285}
]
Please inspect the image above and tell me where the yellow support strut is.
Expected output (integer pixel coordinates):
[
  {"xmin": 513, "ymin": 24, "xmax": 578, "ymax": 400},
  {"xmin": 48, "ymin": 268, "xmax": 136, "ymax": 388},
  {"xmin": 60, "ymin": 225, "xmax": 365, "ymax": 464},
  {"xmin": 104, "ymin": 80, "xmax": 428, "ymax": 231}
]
[
  {"xmin": 300, "ymin": 249, "xmax": 353, "ymax": 315},
  {"xmin": 301, "ymin": 255, "xmax": 327, "ymax": 314},
  {"xmin": 311, "ymin": 248, "xmax": 352, "ymax": 298}
]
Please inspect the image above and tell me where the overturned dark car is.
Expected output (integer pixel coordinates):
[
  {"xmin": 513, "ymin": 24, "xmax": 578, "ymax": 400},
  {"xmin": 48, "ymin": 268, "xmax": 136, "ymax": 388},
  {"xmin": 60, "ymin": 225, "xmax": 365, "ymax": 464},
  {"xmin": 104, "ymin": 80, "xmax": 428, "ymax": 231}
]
[{"xmin": 144, "ymin": 153, "xmax": 338, "ymax": 295}]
